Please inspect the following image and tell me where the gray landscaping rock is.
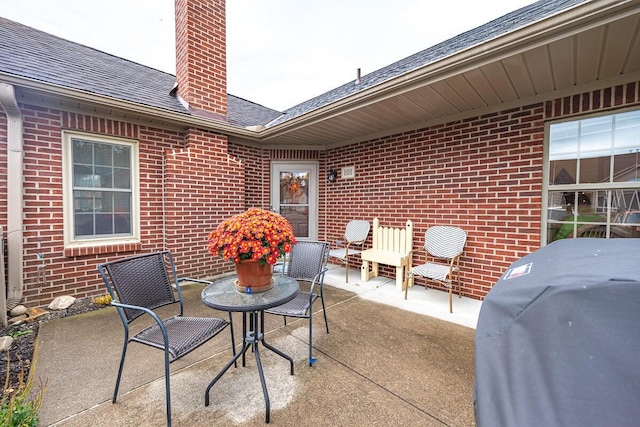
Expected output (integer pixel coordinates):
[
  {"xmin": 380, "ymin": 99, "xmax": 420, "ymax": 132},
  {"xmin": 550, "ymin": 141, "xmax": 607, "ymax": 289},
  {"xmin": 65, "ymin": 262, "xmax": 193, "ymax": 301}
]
[
  {"xmin": 0, "ymin": 336, "xmax": 13, "ymax": 351},
  {"xmin": 9, "ymin": 304, "xmax": 27, "ymax": 317},
  {"xmin": 48, "ymin": 295, "xmax": 76, "ymax": 310}
]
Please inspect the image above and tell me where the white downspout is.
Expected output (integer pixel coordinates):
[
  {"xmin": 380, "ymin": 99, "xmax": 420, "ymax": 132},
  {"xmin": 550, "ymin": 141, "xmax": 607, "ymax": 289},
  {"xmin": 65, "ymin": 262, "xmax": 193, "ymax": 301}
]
[{"xmin": 0, "ymin": 83, "xmax": 25, "ymax": 314}]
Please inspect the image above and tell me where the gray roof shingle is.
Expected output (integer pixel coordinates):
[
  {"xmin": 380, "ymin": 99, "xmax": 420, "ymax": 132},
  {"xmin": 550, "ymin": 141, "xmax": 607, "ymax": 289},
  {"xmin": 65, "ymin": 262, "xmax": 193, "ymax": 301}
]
[
  {"xmin": 1, "ymin": 0, "xmax": 586, "ymax": 130},
  {"xmin": 0, "ymin": 16, "xmax": 282, "ymax": 128},
  {"xmin": 267, "ymin": 0, "xmax": 587, "ymax": 127}
]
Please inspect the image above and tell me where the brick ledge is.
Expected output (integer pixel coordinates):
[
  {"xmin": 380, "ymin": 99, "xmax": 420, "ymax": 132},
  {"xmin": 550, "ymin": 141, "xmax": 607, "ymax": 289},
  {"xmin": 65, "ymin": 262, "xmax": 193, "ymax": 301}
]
[{"xmin": 64, "ymin": 242, "xmax": 142, "ymax": 257}]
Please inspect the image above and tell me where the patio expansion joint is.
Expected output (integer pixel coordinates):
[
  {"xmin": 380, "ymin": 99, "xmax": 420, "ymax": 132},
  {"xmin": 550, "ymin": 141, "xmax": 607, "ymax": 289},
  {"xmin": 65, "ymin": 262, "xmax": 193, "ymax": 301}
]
[{"xmin": 312, "ymin": 344, "xmax": 452, "ymax": 426}]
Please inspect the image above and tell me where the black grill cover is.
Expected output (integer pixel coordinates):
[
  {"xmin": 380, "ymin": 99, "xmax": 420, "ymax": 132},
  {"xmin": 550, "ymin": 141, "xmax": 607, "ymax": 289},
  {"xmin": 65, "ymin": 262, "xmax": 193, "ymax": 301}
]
[{"xmin": 474, "ymin": 238, "xmax": 640, "ymax": 427}]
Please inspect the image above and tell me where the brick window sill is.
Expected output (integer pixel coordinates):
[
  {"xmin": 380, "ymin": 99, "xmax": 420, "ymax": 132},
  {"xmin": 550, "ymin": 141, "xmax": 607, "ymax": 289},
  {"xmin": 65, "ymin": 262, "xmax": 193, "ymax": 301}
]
[{"xmin": 64, "ymin": 241, "xmax": 142, "ymax": 257}]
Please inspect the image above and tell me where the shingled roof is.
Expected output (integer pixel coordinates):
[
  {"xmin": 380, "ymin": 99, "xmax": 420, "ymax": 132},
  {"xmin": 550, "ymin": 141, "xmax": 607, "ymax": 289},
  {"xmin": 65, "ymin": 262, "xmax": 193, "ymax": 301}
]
[
  {"xmin": 0, "ymin": 0, "xmax": 586, "ymax": 130},
  {"xmin": 0, "ymin": 16, "xmax": 281, "ymax": 128},
  {"xmin": 266, "ymin": 0, "xmax": 586, "ymax": 127}
]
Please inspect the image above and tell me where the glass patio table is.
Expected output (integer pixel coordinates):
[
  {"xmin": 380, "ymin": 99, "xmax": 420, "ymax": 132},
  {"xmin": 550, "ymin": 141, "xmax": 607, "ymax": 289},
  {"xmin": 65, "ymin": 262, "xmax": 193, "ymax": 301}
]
[{"xmin": 201, "ymin": 274, "xmax": 299, "ymax": 423}]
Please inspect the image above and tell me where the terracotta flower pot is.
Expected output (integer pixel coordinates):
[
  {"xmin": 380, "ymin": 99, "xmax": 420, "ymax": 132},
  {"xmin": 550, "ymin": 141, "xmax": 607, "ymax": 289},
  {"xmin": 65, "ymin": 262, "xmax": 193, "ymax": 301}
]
[{"xmin": 235, "ymin": 260, "xmax": 274, "ymax": 293}]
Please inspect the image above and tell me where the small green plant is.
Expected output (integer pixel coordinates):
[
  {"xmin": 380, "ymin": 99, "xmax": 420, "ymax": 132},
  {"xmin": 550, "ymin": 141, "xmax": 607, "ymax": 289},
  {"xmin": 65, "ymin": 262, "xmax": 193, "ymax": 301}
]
[
  {"xmin": 92, "ymin": 294, "xmax": 113, "ymax": 305},
  {"xmin": 1, "ymin": 351, "xmax": 45, "ymax": 427},
  {"xmin": 8, "ymin": 330, "xmax": 33, "ymax": 340}
]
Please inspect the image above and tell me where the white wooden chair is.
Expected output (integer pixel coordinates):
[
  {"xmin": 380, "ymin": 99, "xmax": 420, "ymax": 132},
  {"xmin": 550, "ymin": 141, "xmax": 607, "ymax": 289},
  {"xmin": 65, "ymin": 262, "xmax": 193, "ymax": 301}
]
[
  {"xmin": 328, "ymin": 220, "xmax": 370, "ymax": 282},
  {"xmin": 360, "ymin": 218, "xmax": 413, "ymax": 290},
  {"xmin": 406, "ymin": 226, "xmax": 467, "ymax": 313}
]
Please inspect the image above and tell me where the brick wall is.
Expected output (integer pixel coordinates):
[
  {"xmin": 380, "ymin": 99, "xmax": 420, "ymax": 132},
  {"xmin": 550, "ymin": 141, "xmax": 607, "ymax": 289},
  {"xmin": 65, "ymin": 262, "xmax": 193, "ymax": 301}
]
[
  {"xmin": 2, "ymin": 81, "xmax": 638, "ymax": 307},
  {"xmin": 0, "ymin": 106, "xmax": 243, "ymax": 307},
  {"xmin": 261, "ymin": 81, "xmax": 640, "ymax": 300},
  {"xmin": 319, "ymin": 104, "xmax": 544, "ymax": 298},
  {"xmin": 228, "ymin": 142, "xmax": 268, "ymax": 209}
]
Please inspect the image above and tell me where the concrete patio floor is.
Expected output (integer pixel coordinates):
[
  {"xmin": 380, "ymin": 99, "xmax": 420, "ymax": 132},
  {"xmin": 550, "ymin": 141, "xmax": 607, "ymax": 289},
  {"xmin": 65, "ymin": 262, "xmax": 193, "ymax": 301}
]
[{"xmin": 34, "ymin": 265, "xmax": 481, "ymax": 426}]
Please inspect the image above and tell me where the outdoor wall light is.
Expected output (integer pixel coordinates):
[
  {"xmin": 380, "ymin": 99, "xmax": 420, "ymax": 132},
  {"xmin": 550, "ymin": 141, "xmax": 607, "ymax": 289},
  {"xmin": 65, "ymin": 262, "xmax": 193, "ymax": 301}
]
[{"xmin": 327, "ymin": 169, "xmax": 338, "ymax": 182}]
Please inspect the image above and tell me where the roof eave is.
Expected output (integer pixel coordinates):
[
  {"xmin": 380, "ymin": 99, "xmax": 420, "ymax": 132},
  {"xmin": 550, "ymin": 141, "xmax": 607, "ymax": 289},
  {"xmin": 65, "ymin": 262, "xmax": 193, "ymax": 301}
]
[
  {"xmin": 0, "ymin": 73, "xmax": 261, "ymax": 139},
  {"xmin": 255, "ymin": 0, "xmax": 637, "ymax": 142}
]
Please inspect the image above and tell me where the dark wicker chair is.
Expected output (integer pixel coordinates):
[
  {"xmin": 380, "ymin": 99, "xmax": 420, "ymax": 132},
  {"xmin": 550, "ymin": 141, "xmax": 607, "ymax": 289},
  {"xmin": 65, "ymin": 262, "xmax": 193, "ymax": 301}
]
[
  {"xmin": 266, "ymin": 240, "xmax": 331, "ymax": 366},
  {"xmin": 98, "ymin": 251, "xmax": 235, "ymax": 427}
]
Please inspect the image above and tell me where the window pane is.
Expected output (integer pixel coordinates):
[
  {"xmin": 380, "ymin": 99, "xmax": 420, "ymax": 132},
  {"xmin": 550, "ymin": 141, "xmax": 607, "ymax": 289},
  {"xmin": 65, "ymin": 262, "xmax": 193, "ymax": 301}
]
[
  {"xmin": 612, "ymin": 110, "xmax": 640, "ymax": 183},
  {"xmin": 73, "ymin": 190, "xmax": 96, "ymax": 213},
  {"xmin": 72, "ymin": 139, "xmax": 93, "ymax": 164},
  {"xmin": 280, "ymin": 206, "xmax": 309, "ymax": 238},
  {"xmin": 113, "ymin": 168, "xmax": 131, "ymax": 189},
  {"xmin": 579, "ymin": 156, "xmax": 611, "ymax": 184},
  {"xmin": 94, "ymin": 143, "xmax": 113, "ymax": 166},
  {"xmin": 576, "ymin": 224, "xmax": 607, "ymax": 238},
  {"xmin": 113, "ymin": 193, "xmax": 131, "ymax": 213},
  {"xmin": 610, "ymin": 224, "xmax": 640, "ymax": 238},
  {"xmin": 549, "ymin": 121, "xmax": 579, "ymax": 160},
  {"xmin": 95, "ymin": 214, "xmax": 114, "ymax": 235},
  {"xmin": 74, "ymin": 213, "xmax": 94, "ymax": 236},
  {"xmin": 280, "ymin": 171, "xmax": 309, "ymax": 205},
  {"xmin": 549, "ymin": 161, "xmax": 576, "ymax": 185},
  {"xmin": 613, "ymin": 151, "xmax": 640, "ymax": 182},
  {"xmin": 579, "ymin": 116, "xmax": 612, "ymax": 160},
  {"xmin": 612, "ymin": 189, "xmax": 640, "ymax": 216},
  {"xmin": 611, "ymin": 193, "xmax": 640, "ymax": 237},
  {"xmin": 614, "ymin": 111, "xmax": 640, "ymax": 153},
  {"xmin": 114, "ymin": 214, "xmax": 131, "ymax": 234},
  {"xmin": 73, "ymin": 164, "xmax": 95, "ymax": 187},
  {"xmin": 113, "ymin": 145, "xmax": 131, "ymax": 168},
  {"xmin": 94, "ymin": 166, "xmax": 113, "ymax": 188},
  {"xmin": 98, "ymin": 192, "xmax": 112, "ymax": 213}
]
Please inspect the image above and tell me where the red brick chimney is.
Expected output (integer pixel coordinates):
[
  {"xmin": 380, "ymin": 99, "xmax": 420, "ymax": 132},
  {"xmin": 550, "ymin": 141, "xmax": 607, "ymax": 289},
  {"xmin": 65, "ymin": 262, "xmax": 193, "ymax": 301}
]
[{"xmin": 175, "ymin": 0, "xmax": 227, "ymax": 120}]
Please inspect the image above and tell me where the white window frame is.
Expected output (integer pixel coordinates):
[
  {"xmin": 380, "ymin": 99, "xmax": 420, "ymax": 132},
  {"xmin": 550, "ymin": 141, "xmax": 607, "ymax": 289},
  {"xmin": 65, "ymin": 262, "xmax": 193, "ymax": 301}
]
[
  {"xmin": 62, "ymin": 131, "xmax": 140, "ymax": 249},
  {"xmin": 542, "ymin": 108, "xmax": 640, "ymax": 244}
]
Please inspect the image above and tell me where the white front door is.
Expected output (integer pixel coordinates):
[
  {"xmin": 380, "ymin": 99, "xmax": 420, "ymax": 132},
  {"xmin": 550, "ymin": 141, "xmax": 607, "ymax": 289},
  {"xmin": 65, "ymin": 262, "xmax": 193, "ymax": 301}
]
[{"xmin": 271, "ymin": 161, "xmax": 318, "ymax": 240}]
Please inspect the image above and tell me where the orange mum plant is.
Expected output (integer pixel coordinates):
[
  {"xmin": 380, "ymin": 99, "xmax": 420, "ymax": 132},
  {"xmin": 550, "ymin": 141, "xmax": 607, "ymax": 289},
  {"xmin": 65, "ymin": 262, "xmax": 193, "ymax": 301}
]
[{"xmin": 207, "ymin": 208, "xmax": 296, "ymax": 265}]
